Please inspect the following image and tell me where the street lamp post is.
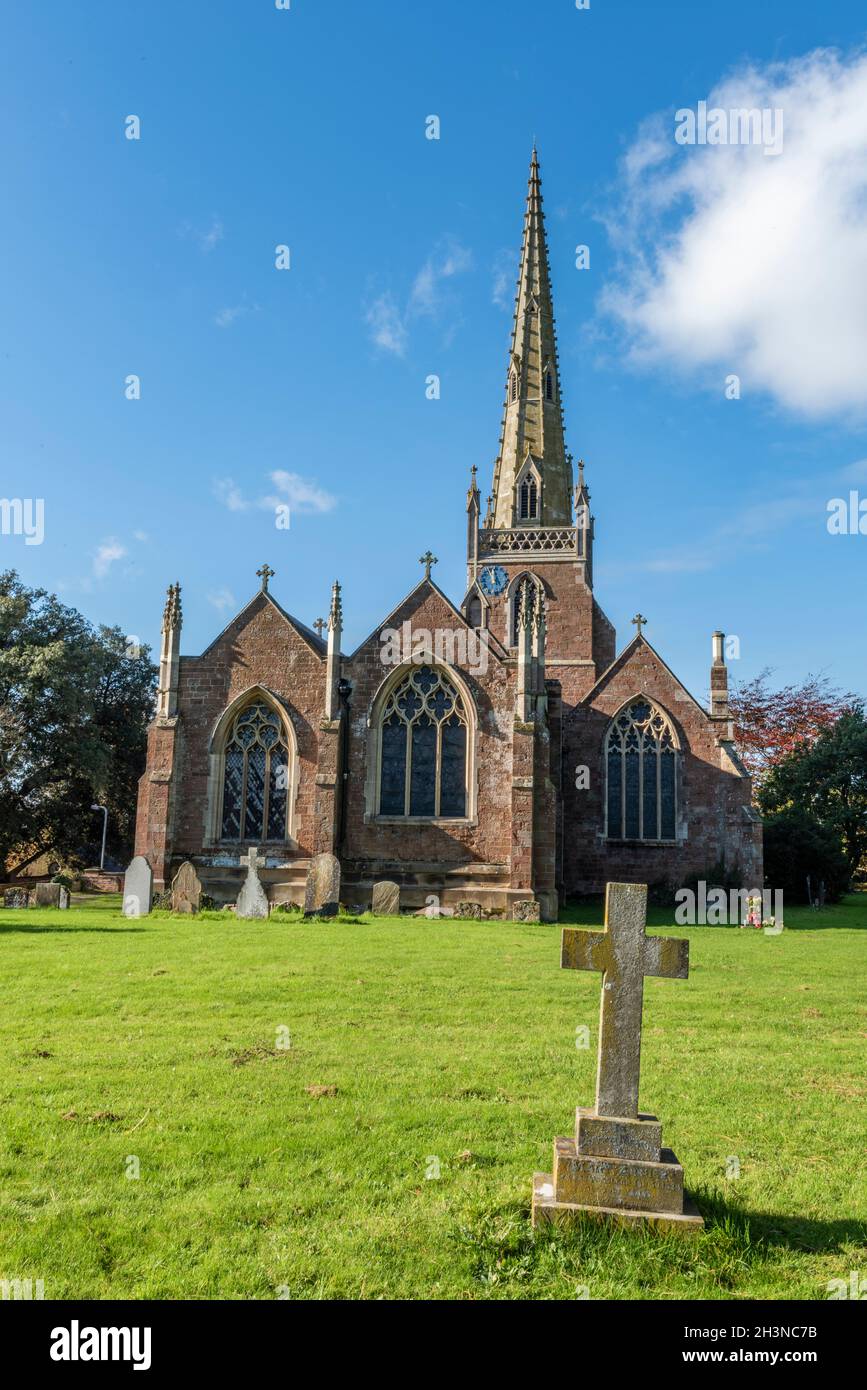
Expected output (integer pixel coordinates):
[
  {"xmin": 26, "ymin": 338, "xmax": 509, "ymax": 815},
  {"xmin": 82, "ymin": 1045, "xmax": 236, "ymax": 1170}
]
[{"xmin": 91, "ymin": 804, "xmax": 108, "ymax": 871}]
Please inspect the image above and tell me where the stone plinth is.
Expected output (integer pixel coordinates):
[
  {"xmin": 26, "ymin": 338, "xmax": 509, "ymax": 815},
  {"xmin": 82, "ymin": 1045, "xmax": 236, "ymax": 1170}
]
[{"xmin": 532, "ymin": 1172, "xmax": 704, "ymax": 1234}]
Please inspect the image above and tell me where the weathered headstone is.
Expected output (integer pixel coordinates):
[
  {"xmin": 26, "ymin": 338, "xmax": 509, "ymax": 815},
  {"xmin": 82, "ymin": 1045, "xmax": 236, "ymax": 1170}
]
[
  {"xmin": 512, "ymin": 899, "xmax": 541, "ymax": 923},
  {"xmin": 371, "ymin": 880, "xmax": 400, "ymax": 916},
  {"xmin": 303, "ymin": 853, "xmax": 340, "ymax": 917},
  {"xmin": 4, "ymin": 888, "xmax": 30, "ymax": 909},
  {"xmin": 171, "ymin": 861, "xmax": 202, "ymax": 915},
  {"xmin": 123, "ymin": 856, "xmax": 153, "ymax": 918},
  {"xmin": 235, "ymin": 846, "xmax": 270, "ymax": 919},
  {"xmin": 34, "ymin": 882, "xmax": 69, "ymax": 909},
  {"xmin": 532, "ymin": 882, "xmax": 704, "ymax": 1233}
]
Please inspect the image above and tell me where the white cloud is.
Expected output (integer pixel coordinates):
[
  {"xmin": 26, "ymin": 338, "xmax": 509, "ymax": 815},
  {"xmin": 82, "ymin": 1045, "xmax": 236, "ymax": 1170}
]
[
  {"xmin": 264, "ymin": 470, "xmax": 336, "ymax": 515},
  {"xmin": 92, "ymin": 539, "xmax": 126, "ymax": 579},
  {"xmin": 214, "ymin": 302, "xmax": 249, "ymax": 328},
  {"xmin": 599, "ymin": 48, "xmax": 867, "ymax": 419},
  {"xmin": 491, "ymin": 248, "xmax": 514, "ymax": 309},
  {"xmin": 214, "ymin": 472, "xmax": 336, "ymax": 518},
  {"xmin": 179, "ymin": 215, "xmax": 224, "ymax": 254},
  {"xmin": 208, "ymin": 587, "xmax": 237, "ymax": 613},
  {"xmin": 365, "ymin": 238, "xmax": 473, "ymax": 355},
  {"xmin": 365, "ymin": 292, "xmax": 408, "ymax": 356},
  {"xmin": 630, "ymin": 457, "xmax": 860, "ymax": 574},
  {"xmin": 213, "ymin": 478, "xmax": 250, "ymax": 511}
]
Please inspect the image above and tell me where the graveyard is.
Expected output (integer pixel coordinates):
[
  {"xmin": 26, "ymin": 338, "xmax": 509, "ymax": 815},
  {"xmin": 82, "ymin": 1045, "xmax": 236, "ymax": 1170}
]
[{"xmin": 0, "ymin": 892, "xmax": 864, "ymax": 1300}]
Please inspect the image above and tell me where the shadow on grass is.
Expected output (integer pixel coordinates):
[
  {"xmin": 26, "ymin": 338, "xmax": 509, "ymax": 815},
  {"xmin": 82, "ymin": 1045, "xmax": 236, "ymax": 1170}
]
[
  {"xmin": 0, "ymin": 923, "xmax": 146, "ymax": 935},
  {"xmin": 695, "ymin": 1186, "xmax": 867, "ymax": 1254},
  {"xmin": 451, "ymin": 1187, "xmax": 866, "ymax": 1293}
]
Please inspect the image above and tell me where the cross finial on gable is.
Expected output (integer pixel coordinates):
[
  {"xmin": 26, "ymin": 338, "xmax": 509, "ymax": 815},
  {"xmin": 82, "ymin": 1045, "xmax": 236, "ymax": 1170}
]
[
  {"xmin": 419, "ymin": 550, "xmax": 438, "ymax": 581},
  {"xmin": 632, "ymin": 613, "xmax": 648, "ymax": 638},
  {"xmin": 313, "ymin": 617, "xmax": 325, "ymax": 639},
  {"xmin": 257, "ymin": 564, "xmax": 275, "ymax": 592}
]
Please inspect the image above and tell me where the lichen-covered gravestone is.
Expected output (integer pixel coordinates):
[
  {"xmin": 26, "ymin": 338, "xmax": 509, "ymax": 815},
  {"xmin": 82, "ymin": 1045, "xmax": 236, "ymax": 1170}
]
[
  {"xmin": 304, "ymin": 853, "xmax": 340, "ymax": 917},
  {"xmin": 235, "ymin": 846, "xmax": 270, "ymax": 919},
  {"xmin": 34, "ymin": 882, "xmax": 69, "ymax": 909},
  {"xmin": 371, "ymin": 880, "xmax": 400, "ymax": 916},
  {"xmin": 171, "ymin": 861, "xmax": 202, "ymax": 915},
  {"xmin": 4, "ymin": 888, "xmax": 30, "ymax": 909},
  {"xmin": 532, "ymin": 882, "xmax": 704, "ymax": 1233},
  {"xmin": 123, "ymin": 856, "xmax": 153, "ymax": 918}
]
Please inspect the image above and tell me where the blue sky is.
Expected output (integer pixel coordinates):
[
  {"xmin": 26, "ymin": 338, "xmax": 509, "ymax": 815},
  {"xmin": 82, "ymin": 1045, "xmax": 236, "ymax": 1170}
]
[{"xmin": 2, "ymin": 0, "xmax": 866, "ymax": 702}]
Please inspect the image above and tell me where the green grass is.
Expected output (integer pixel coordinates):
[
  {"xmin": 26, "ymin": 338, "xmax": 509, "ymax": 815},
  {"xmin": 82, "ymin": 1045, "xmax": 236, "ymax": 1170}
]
[{"xmin": 1, "ymin": 893, "xmax": 865, "ymax": 1300}]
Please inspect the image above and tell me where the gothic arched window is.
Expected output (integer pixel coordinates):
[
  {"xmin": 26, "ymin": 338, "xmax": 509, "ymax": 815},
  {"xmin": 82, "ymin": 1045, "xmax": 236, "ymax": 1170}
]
[
  {"xmin": 545, "ymin": 370, "xmax": 553, "ymax": 401},
  {"xmin": 220, "ymin": 701, "xmax": 291, "ymax": 840},
  {"xmin": 605, "ymin": 700, "xmax": 678, "ymax": 841},
  {"xmin": 378, "ymin": 665, "xmax": 468, "ymax": 818},
  {"xmin": 467, "ymin": 594, "xmax": 482, "ymax": 628},
  {"xmin": 519, "ymin": 476, "xmax": 538, "ymax": 520}
]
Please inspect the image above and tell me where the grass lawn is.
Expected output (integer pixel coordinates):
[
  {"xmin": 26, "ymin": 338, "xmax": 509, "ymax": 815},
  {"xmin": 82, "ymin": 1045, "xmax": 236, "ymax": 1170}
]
[{"xmin": 1, "ymin": 893, "xmax": 865, "ymax": 1301}]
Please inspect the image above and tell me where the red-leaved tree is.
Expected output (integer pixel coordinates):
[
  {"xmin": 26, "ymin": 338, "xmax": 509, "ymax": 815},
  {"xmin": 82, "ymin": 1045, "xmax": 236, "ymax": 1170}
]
[{"xmin": 729, "ymin": 668, "xmax": 856, "ymax": 786}]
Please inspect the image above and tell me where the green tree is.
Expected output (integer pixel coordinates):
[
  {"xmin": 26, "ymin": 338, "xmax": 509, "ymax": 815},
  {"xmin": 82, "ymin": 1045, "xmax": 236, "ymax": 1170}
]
[
  {"xmin": 761, "ymin": 808, "xmax": 851, "ymax": 904},
  {"xmin": 758, "ymin": 707, "xmax": 867, "ymax": 877},
  {"xmin": 0, "ymin": 571, "xmax": 157, "ymax": 877}
]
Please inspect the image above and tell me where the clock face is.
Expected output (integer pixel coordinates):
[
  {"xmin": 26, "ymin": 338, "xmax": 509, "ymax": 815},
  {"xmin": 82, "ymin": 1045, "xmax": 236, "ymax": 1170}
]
[{"xmin": 479, "ymin": 564, "xmax": 508, "ymax": 596}]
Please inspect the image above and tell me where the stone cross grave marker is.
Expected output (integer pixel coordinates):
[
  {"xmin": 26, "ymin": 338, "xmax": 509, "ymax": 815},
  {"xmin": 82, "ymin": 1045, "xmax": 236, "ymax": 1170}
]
[
  {"xmin": 235, "ymin": 846, "xmax": 270, "ymax": 919},
  {"xmin": 532, "ymin": 882, "xmax": 704, "ymax": 1232},
  {"xmin": 171, "ymin": 861, "xmax": 202, "ymax": 915}
]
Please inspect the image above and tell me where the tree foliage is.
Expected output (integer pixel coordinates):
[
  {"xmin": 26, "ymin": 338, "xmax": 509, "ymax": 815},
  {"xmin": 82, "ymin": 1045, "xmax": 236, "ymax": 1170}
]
[
  {"xmin": 729, "ymin": 668, "xmax": 856, "ymax": 784},
  {"xmin": 0, "ymin": 571, "xmax": 157, "ymax": 877},
  {"xmin": 761, "ymin": 808, "xmax": 851, "ymax": 904},
  {"xmin": 758, "ymin": 707, "xmax": 867, "ymax": 878}
]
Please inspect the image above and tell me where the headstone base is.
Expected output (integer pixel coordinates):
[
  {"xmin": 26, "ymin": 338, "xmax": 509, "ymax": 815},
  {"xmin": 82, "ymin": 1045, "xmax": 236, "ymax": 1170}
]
[
  {"xmin": 531, "ymin": 1171, "xmax": 704, "ymax": 1234},
  {"xmin": 531, "ymin": 1131, "xmax": 704, "ymax": 1234}
]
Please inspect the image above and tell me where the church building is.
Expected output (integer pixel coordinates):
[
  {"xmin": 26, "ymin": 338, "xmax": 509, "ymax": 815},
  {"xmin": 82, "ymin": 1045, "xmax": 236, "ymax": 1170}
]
[{"xmin": 134, "ymin": 151, "xmax": 762, "ymax": 919}]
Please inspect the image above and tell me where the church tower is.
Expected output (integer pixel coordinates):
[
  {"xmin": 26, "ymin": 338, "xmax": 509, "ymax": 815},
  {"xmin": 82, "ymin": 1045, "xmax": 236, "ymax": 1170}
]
[{"xmin": 465, "ymin": 149, "xmax": 614, "ymax": 700}]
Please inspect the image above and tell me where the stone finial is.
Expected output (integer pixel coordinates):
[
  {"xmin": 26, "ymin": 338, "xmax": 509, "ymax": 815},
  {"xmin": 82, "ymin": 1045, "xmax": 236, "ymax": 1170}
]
[
  {"xmin": 162, "ymin": 582, "xmax": 182, "ymax": 631},
  {"xmin": 328, "ymin": 580, "xmax": 342, "ymax": 631},
  {"xmin": 631, "ymin": 613, "xmax": 648, "ymax": 639},
  {"xmin": 313, "ymin": 617, "xmax": 326, "ymax": 639},
  {"xmin": 419, "ymin": 550, "xmax": 438, "ymax": 581}
]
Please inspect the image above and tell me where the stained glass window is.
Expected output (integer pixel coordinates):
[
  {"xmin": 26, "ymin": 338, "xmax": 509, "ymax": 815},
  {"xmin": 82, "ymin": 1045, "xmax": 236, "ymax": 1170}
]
[
  {"xmin": 378, "ymin": 666, "xmax": 468, "ymax": 818},
  {"xmin": 605, "ymin": 701, "xmax": 678, "ymax": 841},
  {"xmin": 220, "ymin": 701, "xmax": 291, "ymax": 840}
]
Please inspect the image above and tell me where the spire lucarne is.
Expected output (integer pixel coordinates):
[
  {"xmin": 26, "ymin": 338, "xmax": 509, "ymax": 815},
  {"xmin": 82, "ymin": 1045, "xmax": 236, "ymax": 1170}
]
[{"xmin": 490, "ymin": 148, "xmax": 573, "ymax": 529}]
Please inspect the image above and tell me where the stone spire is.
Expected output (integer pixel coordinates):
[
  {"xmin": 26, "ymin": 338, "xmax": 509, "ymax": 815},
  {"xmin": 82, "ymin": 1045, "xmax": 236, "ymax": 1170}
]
[{"xmin": 490, "ymin": 148, "xmax": 573, "ymax": 529}]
